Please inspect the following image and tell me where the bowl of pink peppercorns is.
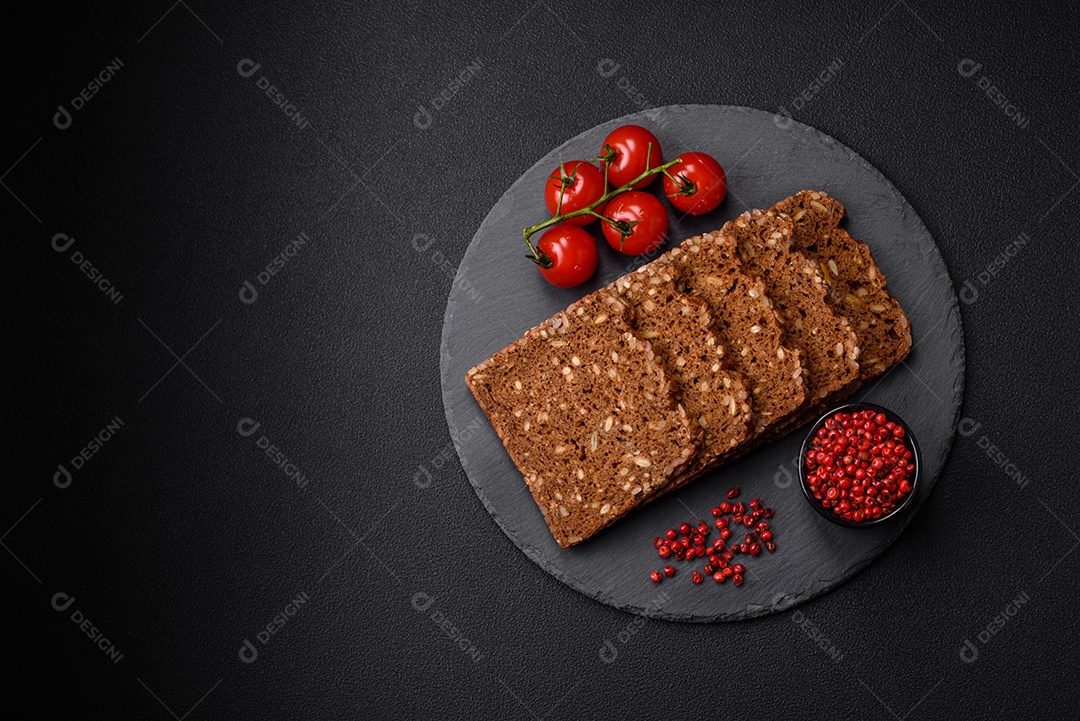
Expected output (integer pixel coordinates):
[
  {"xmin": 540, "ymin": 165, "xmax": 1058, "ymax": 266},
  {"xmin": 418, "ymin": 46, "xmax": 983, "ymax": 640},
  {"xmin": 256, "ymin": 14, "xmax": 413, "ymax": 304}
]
[{"xmin": 799, "ymin": 403, "xmax": 921, "ymax": 527}]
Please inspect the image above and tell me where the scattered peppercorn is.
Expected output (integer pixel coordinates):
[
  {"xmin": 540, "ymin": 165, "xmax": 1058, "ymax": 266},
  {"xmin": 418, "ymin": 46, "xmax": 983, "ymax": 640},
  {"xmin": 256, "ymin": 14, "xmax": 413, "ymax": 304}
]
[{"xmin": 645, "ymin": 491, "xmax": 779, "ymax": 590}]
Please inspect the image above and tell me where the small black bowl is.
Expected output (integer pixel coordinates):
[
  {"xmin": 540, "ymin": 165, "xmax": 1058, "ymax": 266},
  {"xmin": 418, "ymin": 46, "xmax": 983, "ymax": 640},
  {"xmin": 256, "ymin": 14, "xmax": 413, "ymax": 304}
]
[{"xmin": 798, "ymin": 402, "xmax": 921, "ymax": 528}]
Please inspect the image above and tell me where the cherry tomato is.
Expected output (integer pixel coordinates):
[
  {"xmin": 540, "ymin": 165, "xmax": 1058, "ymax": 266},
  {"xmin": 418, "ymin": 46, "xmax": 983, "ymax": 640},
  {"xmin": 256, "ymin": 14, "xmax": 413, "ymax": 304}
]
[
  {"xmin": 536, "ymin": 225, "xmax": 598, "ymax": 287},
  {"xmin": 663, "ymin": 152, "xmax": 727, "ymax": 215},
  {"xmin": 544, "ymin": 160, "xmax": 607, "ymax": 225},
  {"xmin": 601, "ymin": 191, "xmax": 669, "ymax": 255},
  {"xmin": 598, "ymin": 125, "xmax": 663, "ymax": 189}
]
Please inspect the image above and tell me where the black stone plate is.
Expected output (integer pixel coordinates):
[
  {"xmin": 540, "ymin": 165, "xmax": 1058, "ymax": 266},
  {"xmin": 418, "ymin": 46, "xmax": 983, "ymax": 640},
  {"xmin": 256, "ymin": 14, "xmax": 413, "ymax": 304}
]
[{"xmin": 439, "ymin": 105, "xmax": 964, "ymax": 622}]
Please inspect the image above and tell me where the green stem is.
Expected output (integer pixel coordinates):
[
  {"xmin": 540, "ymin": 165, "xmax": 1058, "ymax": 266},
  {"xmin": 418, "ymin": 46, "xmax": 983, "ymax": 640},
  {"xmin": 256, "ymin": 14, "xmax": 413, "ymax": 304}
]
[{"xmin": 523, "ymin": 156, "xmax": 683, "ymax": 262}]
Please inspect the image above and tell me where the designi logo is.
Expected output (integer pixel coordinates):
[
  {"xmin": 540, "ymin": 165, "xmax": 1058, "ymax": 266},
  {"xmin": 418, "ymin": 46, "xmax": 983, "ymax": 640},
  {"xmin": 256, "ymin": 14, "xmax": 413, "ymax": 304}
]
[{"xmin": 53, "ymin": 58, "xmax": 124, "ymax": 130}]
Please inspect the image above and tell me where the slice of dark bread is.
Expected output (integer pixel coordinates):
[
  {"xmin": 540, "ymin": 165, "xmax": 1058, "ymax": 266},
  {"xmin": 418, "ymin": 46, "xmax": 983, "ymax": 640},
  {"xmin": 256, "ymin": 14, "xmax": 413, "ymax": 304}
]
[
  {"xmin": 465, "ymin": 292, "xmax": 702, "ymax": 547},
  {"xmin": 665, "ymin": 234, "xmax": 806, "ymax": 435},
  {"xmin": 608, "ymin": 264, "xmax": 753, "ymax": 472},
  {"xmin": 726, "ymin": 209, "xmax": 860, "ymax": 406},
  {"xmin": 649, "ymin": 210, "xmax": 859, "ymax": 495},
  {"xmin": 769, "ymin": 190, "xmax": 912, "ymax": 380}
]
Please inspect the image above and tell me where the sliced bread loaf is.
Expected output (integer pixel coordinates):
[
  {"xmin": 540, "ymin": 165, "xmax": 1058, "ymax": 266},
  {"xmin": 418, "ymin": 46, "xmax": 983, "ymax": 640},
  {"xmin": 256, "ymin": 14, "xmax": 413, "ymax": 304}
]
[
  {"xmin": 465, "ymin": 292, "xmax": 702, "ymax": 547},
  {"xmin": 666, "ymin": 234, "xmax": 806, "ymax": 435},
  {"xmin": 769, "ymin": 190, "xmax": 912, "ymax": 380},
  {"xmin": 725, "ymin": 209, "xmax": 860, "ymax": 406},
  {"xmin": 608, "ymin": 264, "xmax": 753, "ymax": 471}
]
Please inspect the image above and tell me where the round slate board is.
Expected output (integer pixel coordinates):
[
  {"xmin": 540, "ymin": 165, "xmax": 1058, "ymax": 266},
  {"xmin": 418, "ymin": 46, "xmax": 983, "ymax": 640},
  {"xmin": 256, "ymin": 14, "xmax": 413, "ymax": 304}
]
[{"xmin": 440, "ymin": 105, "xmax": 964, "ymax": 622}]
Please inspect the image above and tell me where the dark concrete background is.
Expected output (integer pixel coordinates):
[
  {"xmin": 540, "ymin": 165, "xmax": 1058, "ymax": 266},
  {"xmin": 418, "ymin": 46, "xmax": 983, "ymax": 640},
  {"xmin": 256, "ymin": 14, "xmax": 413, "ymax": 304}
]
[{"xmin": 6, "ymin": 1, "xmax": 1078, "ymax": 718}]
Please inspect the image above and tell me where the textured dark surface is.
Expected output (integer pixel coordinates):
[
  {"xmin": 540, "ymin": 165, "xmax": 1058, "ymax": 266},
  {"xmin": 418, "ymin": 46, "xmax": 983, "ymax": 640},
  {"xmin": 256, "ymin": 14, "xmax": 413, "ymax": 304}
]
[
  {"xmin": 442, "ymin": 104, "xmax": 963, "ymax": 621},
  {"xmin": 6, "ymin": 1, "xmax": 1080, "ymax": 719}
]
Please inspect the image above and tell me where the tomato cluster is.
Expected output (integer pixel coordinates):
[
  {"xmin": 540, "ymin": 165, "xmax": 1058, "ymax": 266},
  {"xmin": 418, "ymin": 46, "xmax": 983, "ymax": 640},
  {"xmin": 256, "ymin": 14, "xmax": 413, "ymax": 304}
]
[{"xmin": 531, "ymin": 125, "xmax": 728, "ymax": 288}]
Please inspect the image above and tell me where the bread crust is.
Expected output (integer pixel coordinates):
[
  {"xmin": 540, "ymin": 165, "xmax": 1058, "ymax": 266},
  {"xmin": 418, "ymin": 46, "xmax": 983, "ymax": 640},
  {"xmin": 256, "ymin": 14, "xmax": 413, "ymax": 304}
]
[{"xmin": 769, "ymin": 190, "xmax": 912, "ymax": 380}]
